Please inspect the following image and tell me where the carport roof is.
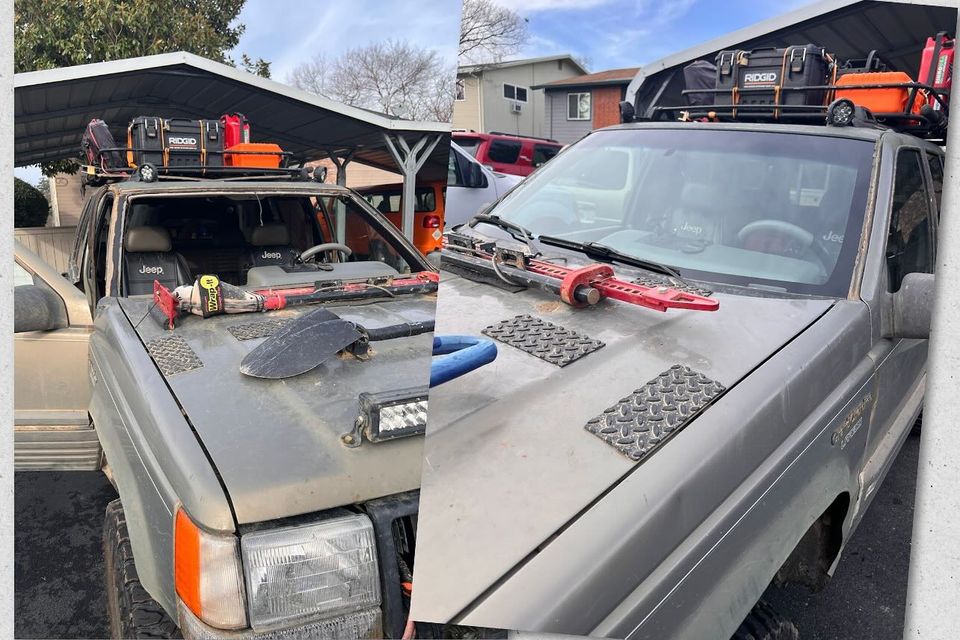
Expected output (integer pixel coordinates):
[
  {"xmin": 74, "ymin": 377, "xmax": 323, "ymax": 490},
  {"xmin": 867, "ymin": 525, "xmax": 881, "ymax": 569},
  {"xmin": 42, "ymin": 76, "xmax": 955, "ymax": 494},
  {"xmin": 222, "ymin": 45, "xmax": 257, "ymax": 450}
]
[
  {"xmin": 627, "ymin": 0, "xmax": 959, "ymax": 117},
  {"xmin": 14, "ymin": 51, "xmax": 450, "ymax": 180}
]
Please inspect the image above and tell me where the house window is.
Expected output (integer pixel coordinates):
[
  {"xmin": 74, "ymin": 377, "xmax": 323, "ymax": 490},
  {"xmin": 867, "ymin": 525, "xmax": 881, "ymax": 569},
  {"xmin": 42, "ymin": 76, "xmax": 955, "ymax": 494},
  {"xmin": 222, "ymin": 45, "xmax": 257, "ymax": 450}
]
[
  {"xmin": 503, "ymin": 83, "xmax": 528, "ymax": 103},
  {"xmin": 568, "ymin": 92, "xmax": 591, "ymax": 120},
  {"xmin": 455, "ymin": 78, "xmax": 465, "ymax": 101}
]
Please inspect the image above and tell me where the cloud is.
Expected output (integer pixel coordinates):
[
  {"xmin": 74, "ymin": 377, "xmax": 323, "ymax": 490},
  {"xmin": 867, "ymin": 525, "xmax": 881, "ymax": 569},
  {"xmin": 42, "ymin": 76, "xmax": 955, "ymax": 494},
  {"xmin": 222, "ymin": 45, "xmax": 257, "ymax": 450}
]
[{"xmin": 231, "ymin": 0, "xmax": 462, "ymax": 84}]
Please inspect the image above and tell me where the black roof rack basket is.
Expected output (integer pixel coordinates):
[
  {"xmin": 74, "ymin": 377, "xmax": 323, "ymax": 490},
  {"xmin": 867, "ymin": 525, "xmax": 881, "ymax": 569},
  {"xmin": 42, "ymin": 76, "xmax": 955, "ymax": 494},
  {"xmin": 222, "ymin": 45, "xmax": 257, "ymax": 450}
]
[{"xmin": 652, "ymin": 79, "xmax": 950, "ymax": 141}]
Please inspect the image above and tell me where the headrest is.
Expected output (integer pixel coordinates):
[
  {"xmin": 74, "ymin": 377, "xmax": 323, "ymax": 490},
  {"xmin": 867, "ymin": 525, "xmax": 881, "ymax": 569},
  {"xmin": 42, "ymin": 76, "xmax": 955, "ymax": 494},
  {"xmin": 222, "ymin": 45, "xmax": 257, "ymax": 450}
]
[
  {"xmin": 124, "ymin": 226, "xmax": 172, "ymax": 253},
  {"xmin": 251, "ymin": 224, "xmax": 290, "ymax": 247},
  {"xmin": 680, "ymin": 183, "xmax": 721, "ymax": 212}
]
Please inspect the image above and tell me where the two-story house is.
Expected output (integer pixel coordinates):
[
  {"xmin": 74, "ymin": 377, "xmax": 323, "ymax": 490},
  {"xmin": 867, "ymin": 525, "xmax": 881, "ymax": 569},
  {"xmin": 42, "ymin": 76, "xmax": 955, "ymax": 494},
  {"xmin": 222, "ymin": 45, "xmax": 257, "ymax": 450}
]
[{"xmin": 453, "ymin": 55, "xmax": 588, "ymax": 139}]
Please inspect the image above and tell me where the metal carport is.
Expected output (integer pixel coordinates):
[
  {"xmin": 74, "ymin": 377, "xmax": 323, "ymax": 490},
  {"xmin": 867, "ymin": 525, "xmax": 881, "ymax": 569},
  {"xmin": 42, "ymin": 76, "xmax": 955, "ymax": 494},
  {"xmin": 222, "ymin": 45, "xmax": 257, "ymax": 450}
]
[
  {"xmin": 625, "ymin": 0, "xmax": 958, "ymax": 118},
  {"xmin": 14, "ymin": 51, "xmax": 450, "ymax": 241}
]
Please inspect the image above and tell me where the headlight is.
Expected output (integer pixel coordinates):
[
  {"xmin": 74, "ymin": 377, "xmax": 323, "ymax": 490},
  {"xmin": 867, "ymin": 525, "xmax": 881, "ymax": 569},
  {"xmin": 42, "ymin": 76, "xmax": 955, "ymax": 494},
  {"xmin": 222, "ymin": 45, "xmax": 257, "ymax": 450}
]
[
  {"xmin": 357, "ymin": 387, "xmax": 429, "ymax": 444},
  {"xmin": 240, "ymin": 513, "xmax": 381, "ymax": 630}
]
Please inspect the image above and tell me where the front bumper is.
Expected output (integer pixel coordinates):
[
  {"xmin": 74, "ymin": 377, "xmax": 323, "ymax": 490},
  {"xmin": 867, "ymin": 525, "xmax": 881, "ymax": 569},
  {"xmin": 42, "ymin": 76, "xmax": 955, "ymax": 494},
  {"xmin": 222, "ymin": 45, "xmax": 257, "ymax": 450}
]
[{"xmin": 178, "ymin": 601, "xmax": 382, "ymax": 640}]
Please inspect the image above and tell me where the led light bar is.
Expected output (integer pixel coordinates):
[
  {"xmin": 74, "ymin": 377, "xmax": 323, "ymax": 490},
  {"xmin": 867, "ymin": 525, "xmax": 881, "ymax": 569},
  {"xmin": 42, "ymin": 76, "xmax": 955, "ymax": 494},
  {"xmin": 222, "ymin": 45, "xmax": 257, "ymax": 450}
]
[{"xmin": 357, "ymin": 387, "xmax": 429, "ymax": 444}]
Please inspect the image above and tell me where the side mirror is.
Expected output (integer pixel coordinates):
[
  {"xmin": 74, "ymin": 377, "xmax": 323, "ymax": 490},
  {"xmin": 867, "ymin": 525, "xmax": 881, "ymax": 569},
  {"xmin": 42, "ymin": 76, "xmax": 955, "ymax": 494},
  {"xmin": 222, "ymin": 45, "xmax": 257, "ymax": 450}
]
[
  {"xmin": 886, "ymin": 272, "xmax": 935, "ymax": 339},
  {"xmin": 14, "ymin": 285, "xmax": 69, "ymax": 333},
  {"xmin": 619, "ymin": 100, "xmax": 636, "ymax": 123}
]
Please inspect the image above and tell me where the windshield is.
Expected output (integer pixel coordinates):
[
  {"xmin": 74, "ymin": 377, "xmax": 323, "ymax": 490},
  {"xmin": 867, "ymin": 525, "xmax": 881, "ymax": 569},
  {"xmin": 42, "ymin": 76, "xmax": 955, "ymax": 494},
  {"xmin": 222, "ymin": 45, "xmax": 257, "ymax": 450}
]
[
  {"xmin": 453, "ymin": 137, "xmax": 481, "ymax": 157},
  {"xmin": 486, "ymin": 128, "xmax": 875, "ymax": 296}
]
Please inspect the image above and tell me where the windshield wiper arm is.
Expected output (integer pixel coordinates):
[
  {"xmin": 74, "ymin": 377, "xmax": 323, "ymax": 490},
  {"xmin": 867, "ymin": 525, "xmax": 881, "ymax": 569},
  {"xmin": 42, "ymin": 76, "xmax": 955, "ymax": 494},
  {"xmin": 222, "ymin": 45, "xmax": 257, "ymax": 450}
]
[{"xmin": 537, "ymin": 236, "xmax": 682, "ymax": 279}]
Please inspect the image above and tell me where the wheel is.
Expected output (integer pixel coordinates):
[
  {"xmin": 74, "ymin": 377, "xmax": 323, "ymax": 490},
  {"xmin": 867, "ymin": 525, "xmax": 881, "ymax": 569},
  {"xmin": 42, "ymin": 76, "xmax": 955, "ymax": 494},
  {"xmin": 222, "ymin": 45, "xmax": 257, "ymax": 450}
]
[
  {"xmin": 731, "ymin": 599, "xmax": 799, "ymax": 640},
  {"xmin": 103, "ymin": 499, "xmax": 180, "ymax": 639}
]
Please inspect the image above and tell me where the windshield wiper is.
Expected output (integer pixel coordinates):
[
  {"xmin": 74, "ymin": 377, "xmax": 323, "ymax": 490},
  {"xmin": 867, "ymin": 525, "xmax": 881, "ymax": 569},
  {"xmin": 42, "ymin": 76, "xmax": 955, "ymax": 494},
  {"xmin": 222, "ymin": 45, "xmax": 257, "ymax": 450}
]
[
  {"xmin": 537, "ymin": 236, "xmax": 683, "ymax": 279},
  {"xmin": 468, "ymin": 214, "xmax": 538, "ymax": 251}
]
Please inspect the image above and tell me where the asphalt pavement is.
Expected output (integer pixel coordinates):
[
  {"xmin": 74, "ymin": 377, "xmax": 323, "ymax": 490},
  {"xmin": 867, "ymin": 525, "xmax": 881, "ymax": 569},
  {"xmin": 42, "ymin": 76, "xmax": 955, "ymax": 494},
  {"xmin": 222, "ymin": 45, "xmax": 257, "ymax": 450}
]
[{"xmin": 13, "ymin": 432, "xmax": 921, "ymax": 640}]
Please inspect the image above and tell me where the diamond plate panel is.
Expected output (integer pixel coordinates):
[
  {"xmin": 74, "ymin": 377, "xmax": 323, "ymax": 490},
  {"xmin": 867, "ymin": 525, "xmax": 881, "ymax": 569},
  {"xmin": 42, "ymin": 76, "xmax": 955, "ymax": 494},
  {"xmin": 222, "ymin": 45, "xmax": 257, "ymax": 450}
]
[
  {"xmin": 146, "ymin": 335, "xmax": 203, "ymax": 376},
  {"xmin": 228, "ymin": 319, "xmax": 290, "ymax": 341},
  {"xmin": 585, "ymin": 365, "xmax": 725, "ymax": 460},
  {"xmin": 482, "ymin": 314, "xmax": 604, "ymax": 367},
  {"xmin": 632, "ymin": 274, "xmax": 713, "ymax": 297}
]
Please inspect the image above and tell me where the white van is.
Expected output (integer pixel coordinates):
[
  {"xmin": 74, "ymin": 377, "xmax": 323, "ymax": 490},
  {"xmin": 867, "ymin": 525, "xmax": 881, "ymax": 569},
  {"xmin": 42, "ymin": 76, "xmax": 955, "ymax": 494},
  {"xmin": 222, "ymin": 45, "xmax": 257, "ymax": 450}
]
[{"xmin": 445, "ymin": 141, "xmax": 522, "ymax": 228}]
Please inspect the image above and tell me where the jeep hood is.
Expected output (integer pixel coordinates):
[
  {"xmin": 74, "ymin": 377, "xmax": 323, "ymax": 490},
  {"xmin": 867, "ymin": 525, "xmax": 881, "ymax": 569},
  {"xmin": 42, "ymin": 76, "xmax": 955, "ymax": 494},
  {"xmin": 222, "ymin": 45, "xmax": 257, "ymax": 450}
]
[
  {"xmin": 411, "ymin": 270, "xmax": 833, "ymax": 623},
  {"xmin": 121, "ymin": 296, "xmax": 434, "ymax": 525}
]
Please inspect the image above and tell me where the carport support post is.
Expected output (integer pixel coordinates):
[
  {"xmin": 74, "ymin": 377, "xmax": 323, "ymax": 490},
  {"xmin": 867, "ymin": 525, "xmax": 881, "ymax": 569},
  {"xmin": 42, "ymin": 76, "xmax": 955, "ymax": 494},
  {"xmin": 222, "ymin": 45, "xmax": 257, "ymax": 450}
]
[
  {"xmin": 905, "ymin": 16, "xmax": 960, "ymax": 639},
  {"xmin": 384, "ymin": 133, "xmax": 442, "ymax": 241},
  {"xmin": 325, "ymin": 149, "xmax": 354, "ymax": 245}
]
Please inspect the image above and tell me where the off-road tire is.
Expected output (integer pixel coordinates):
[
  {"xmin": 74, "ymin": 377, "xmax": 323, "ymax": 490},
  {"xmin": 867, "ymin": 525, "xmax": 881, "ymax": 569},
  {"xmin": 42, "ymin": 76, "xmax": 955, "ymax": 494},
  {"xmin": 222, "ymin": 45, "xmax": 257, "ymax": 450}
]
[
  {"xmin": 103, "ymin": 499, "xmax": 181, "ymax": 639},
  {"xmin": 731, "ymin": 599, "xmax": 800, "ymax": 640}
]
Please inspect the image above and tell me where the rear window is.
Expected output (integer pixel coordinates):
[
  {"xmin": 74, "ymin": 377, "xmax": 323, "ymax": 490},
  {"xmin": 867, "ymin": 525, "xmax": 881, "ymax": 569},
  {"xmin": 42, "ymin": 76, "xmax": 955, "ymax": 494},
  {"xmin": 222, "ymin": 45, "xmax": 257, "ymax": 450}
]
[
  {"xmin": 487, "ymin": 140, "xmax": 522, "ymax": 164},
  {"xmin": 453, "ymin": 138, "xmax": 481, "ymax": 158}
]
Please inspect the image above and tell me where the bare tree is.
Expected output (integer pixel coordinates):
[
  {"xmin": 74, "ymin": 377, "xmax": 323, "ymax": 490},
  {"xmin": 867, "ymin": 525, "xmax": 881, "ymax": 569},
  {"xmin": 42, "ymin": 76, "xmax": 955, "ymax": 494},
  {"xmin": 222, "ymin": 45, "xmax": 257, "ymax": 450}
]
[
  {"xmin": 459, "ymin": 0, "xmax": 528, "ymax": 64},
  {"xmin": 287, "ymin": 53, "xmax": 329, "ymax": 96}
]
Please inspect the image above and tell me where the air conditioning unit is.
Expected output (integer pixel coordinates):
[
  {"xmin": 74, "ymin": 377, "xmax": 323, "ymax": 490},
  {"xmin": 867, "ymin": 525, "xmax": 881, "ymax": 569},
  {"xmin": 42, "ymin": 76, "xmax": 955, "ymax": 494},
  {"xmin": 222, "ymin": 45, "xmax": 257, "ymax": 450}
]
[{"xmin": 511, "ymin": 102, "xmax": 523, "ymax": 114}]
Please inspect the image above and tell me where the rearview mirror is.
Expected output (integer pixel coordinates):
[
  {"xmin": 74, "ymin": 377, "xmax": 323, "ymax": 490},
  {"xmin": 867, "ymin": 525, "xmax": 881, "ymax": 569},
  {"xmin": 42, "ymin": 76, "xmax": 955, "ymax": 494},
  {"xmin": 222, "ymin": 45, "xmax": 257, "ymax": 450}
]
[
  {"xmin": 14, "ymin": 285, "xmax": 69, "ymax": 333},
  {"xmin": 885, "ymin": 272, "xmax": 935, "ymax": 339}
]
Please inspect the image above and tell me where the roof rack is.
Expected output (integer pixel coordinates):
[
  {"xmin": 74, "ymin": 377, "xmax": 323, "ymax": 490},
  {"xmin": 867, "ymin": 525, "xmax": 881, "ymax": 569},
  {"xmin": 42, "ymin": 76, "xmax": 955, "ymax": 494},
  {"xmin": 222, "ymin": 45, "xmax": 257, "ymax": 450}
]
[
  {"xmin": 651, "ymin": 80, "xmax": 949, "ymax": 142},
  {"xmin": 83, "ymin": 145, "xmax": 321, "ymax": 185}
]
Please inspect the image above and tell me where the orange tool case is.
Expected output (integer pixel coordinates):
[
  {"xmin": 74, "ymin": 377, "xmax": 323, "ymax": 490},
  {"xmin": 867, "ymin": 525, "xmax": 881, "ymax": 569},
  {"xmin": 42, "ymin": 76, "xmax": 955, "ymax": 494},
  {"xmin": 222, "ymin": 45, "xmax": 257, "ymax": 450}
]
[
  {"xmin": 224, "ymin": 143, "xmax": 284, "ymax": 168},
  {"xmin": 834, "ymin": 72, "xmax": 925, "ymax": 114}
]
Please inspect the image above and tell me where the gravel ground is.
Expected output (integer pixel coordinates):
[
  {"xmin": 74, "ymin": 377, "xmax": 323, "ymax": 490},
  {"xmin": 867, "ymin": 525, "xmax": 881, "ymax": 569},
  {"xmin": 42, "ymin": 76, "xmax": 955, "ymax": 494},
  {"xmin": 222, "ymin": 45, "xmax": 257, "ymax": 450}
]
[{"xmin": 13, "ymin": 432, "xmax": 921, "ymax": 640}]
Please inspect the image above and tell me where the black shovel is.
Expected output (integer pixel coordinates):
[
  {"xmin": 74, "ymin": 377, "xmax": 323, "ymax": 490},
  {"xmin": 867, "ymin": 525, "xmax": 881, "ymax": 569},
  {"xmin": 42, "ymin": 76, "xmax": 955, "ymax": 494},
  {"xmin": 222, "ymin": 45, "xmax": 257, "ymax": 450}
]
[{"xmin": 239, "ymin": 308, "xmax": 361, "ymax": 379}]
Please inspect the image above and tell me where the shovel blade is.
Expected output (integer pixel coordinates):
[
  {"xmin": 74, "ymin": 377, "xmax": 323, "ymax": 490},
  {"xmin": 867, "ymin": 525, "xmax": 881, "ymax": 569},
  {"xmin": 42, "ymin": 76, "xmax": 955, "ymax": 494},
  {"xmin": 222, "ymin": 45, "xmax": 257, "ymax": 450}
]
[{"xmin": 240, "ymin": 308, "xmax": 360, "ymax": 379}]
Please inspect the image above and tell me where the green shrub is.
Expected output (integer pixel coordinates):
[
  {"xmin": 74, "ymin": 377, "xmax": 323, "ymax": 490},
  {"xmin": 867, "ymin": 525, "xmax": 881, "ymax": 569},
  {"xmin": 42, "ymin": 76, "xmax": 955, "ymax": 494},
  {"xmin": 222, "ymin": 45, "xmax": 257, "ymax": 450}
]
[{"xmin": 14, "ymin": 177, "xmax": 50, "ymax": 228}]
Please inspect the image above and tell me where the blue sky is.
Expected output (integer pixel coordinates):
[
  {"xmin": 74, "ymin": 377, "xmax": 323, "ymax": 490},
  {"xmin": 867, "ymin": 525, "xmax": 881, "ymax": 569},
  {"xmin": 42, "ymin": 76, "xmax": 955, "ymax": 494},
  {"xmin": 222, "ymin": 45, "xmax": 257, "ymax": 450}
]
[
  {"xmin": 496, "ymin": 0, "xmax": 814, "ymax": 71},
  {"xmin": 17, "ymin": 0, "xmax": 809, "ymax": 183}
]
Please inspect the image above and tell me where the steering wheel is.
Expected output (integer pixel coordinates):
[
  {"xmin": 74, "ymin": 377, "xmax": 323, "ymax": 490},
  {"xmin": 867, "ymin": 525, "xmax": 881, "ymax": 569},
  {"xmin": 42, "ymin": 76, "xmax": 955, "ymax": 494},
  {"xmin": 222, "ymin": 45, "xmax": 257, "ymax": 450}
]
[
  {"xmin": 737, "ymin": 220, "xmax": 814, "ymax": 257},
  {"xmin": 299, "ymin": 242, "xmax": 353, "ymax": 263}
]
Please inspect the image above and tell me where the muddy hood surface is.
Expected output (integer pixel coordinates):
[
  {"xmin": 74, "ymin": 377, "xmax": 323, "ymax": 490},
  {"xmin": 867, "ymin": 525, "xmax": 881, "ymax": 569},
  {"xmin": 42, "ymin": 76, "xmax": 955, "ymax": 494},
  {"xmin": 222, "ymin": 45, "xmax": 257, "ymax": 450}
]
[
  {"xmin": 121, "ymin": 296, "xmax": 434, "ymax": 525},
  {"xmin": 410, "ymin": 270, "xmax": 834, "ymax": 623}
]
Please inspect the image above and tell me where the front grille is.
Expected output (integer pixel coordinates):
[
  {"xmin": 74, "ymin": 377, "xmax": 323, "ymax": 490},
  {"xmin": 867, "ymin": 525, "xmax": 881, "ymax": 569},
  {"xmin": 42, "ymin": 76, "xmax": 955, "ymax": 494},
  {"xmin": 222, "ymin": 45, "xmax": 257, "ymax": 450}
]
[{"xmin": 364, "ymin": 491, "xmax": 419, "ymax": 640}]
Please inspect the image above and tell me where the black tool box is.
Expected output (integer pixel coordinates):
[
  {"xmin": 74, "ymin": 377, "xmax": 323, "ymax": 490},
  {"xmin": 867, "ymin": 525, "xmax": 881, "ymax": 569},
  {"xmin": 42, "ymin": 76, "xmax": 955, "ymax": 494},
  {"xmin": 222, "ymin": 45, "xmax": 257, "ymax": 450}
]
[
  {"xmin": 714, "ymin": 45, "xmax": 833, "ymax": 110},
  {"xmin": 126, "ymin": 117, "xmax": 224, "ymax": 168}
]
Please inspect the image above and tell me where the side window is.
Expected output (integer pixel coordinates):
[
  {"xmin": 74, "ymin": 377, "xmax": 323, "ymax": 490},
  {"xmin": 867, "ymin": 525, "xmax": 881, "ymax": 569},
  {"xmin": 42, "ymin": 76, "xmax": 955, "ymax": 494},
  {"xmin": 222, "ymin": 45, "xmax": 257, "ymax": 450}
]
[
  {"xmin": 448, "ymin": 148, "xmax": 464, "ymax": 187},
  {"xmin": 926, "ymin": 152, "xmax": 944, "ymax": 219},
  {"xmin": 70, "ymin": 195, "xmax": 97, "ymax": 286},
  {"xmin": 13, "ymin": 261, "xmax": 35, "ymax": 287},
  {"xmin": 533, "ymin": 145, "xmax": 559, "ymax": 167},
  {"xmin": 86, "ymin": 194, "xmax": 114, "ymax": 302},
  {"xmin": 487, "ymin": 140, "xmax": 521, "ymax": 164},
  {"xmin": 886, "ymin": 148, "xmax": 934, "ymax": 292}
]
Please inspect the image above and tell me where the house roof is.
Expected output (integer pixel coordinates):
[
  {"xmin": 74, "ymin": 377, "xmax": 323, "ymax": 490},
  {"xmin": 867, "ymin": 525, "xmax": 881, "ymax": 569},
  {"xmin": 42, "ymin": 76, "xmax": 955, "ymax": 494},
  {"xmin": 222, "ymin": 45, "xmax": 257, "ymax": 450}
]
[
  {"xmin": 626, "ymin": 0, "xmax": 958, "ymax": 118},
  {"xmin": 532, "ymin": 67, "xmax": 641, "ymax": 90},
  {"xmin": 15, "ymin": 51, "xmax": 450, "ymax": 180},
  {"xmin": 458, "ymin": 54, "xmax": 589, "ymax": 76}
]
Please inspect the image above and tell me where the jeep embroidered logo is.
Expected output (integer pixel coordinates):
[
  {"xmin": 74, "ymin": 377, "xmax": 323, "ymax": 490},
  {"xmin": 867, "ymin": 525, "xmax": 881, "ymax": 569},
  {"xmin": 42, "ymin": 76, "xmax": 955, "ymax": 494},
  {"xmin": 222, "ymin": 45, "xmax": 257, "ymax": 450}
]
[
  {"xmin": 262, "ymin": 251, "xmax": 282, "ymax": 259},
  {"xmin": 744, "ymin": 72, "xmax": 777, "ymax": 84},
  {"xmin": 823, "ymin": 231, "xmax": 844, "ymax": 243},
  {"xmin": 139, "ymin": 265, "xmax": 164, "ymax": 275}
]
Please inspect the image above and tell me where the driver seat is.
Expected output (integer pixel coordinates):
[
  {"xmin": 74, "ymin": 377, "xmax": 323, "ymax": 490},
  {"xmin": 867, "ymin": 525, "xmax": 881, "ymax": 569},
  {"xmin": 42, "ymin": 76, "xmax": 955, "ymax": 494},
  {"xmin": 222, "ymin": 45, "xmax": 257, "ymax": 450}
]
[
  {"xmin": 123, "ymin": 226, "xmax": 192, "ymax": 295},
  {"xmin": 663, "ymin": 183, "xmax": 722, "ymax": 244},
  {"xmin": 244, "ymin": 224, "xmax": 299, "ymax": 269}
]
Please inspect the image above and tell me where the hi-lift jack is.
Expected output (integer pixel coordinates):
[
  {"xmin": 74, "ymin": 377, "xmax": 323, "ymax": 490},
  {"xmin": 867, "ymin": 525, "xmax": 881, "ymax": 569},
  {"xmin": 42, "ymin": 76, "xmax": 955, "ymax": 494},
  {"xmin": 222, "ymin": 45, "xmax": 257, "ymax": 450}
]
[{"xmin": 443, "ymin": 239, "xmax": 718, "ymax": 313}]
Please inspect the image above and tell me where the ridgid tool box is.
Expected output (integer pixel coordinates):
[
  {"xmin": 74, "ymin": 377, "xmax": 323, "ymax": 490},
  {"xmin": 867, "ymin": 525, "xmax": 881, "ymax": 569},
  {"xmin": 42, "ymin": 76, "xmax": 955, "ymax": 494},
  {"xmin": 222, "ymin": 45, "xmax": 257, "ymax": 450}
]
[
  {"xmin": 126, "ymin": 117, "xmax": 224, "ymax": 168},
  {"xmin": 714, "ymin": 45, "xmax": 833, "ymax": 111}
]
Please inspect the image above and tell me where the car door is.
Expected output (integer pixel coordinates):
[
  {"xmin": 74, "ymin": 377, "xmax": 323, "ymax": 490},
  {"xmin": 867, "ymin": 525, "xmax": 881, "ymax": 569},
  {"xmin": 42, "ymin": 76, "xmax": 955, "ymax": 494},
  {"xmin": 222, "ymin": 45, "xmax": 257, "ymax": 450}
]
[
  {"xmin": 445, "ymin": 143, "xmax": 497, "ymax": 228},
  {"xmin": 861, "ymin": 146, "xmax": 935, "ymax": 492},
  {"xmin": 14, "ymin": 241, "xmax": 98, "ymax": 471}
]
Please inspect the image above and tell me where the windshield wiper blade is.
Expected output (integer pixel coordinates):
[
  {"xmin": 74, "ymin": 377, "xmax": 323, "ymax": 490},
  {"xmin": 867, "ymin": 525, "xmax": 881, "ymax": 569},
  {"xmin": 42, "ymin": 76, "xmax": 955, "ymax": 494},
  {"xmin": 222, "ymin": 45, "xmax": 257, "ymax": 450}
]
[
  {"xmin": 538, "ymin": 236, "xmax": 682, "ymax": 279},
  {"xmin": 469, "ymin": 214, "xmax": 537, "ymax": 249}
]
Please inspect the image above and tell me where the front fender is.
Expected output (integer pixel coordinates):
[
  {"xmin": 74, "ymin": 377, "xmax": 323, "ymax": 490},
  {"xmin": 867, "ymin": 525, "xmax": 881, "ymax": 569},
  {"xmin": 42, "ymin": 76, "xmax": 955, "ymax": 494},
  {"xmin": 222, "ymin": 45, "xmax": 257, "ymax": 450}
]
[{"xmin": 89, "ymin": 299, "xmax": 234, "ymax": 618}]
